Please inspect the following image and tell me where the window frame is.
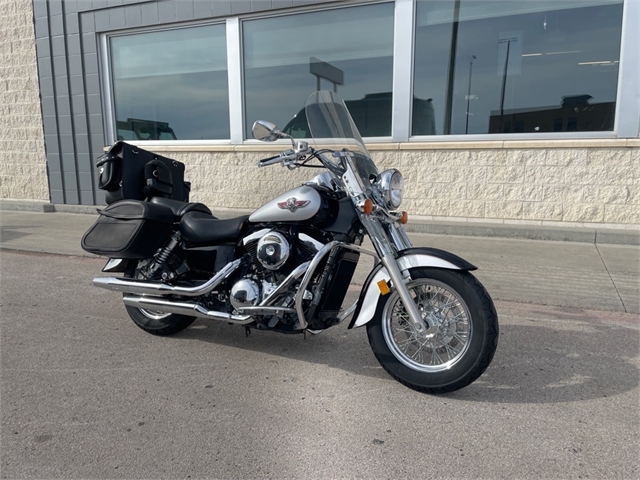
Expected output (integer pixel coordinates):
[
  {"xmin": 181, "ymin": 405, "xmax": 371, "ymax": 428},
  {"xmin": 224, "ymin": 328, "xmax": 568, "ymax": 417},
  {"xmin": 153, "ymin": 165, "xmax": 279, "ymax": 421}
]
[
  {"xmin": 99, "ymin": 0, "xmax": 637, "ymax": 146},
  {"xmin": 100, "ymin": 20, "xmax": 232, "ymax": 147}
]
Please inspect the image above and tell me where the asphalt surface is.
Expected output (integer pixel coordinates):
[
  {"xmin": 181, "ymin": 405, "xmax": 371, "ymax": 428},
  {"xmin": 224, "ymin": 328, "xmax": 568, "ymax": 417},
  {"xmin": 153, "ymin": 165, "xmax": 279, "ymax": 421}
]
[
  {"xmin": 1, "ymin": 208, "xmax": 640, "ymax": 478},
  {"xmin": 1, "ymin": 250, "xmax": 639, "ymax": 479}
]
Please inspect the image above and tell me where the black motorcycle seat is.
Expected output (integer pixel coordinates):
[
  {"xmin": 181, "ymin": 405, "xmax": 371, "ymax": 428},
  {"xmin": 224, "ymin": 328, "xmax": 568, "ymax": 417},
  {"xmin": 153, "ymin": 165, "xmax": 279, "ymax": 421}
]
[
  {"xmin": 180, "ymin": 211, "xmax": 250, "ymax": 244},
  {"xmin": 149, "ymin": 197, "xmax": 212, "ymax": 218}
]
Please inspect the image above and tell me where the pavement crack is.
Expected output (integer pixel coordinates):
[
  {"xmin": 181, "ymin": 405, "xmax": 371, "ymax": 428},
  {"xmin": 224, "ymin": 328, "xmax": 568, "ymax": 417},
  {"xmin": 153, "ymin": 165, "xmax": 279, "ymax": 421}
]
[{"xmin": 594, "ymin": 232, "xmax": 628, "ymax": 313}]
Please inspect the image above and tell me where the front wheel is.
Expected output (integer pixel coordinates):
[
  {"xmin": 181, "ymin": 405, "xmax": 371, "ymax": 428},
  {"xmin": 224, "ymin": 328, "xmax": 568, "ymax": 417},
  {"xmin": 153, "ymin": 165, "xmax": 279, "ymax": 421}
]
[{"xmin": 366, "ymin": 268, "xmax": 498, "ymax": 394}]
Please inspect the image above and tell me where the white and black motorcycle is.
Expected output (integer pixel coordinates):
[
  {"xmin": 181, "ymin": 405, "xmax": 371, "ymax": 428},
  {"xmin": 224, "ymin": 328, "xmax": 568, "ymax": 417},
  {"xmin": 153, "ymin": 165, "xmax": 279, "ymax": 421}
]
[{"xmin": 83, "ymin": 91, "xmax": 498, "ymax": 393}]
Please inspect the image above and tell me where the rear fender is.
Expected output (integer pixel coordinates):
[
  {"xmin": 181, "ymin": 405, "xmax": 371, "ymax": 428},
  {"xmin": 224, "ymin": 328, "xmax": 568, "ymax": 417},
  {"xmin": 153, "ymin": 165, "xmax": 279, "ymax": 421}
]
[
  {"xmin": 102, "ymin": 258, "xmax": 133, "ymax": 273},
  {"xmin": 348, "ymin": 248, "xmax": 476, "ymax": 329}
]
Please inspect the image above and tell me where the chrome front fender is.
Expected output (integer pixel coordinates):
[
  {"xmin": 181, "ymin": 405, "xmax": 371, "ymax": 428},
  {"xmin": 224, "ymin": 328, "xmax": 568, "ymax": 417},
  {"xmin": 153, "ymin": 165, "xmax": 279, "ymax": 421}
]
[{"xmin": 348, "ymin": 248, "xmax": 476, "ymax": 329}]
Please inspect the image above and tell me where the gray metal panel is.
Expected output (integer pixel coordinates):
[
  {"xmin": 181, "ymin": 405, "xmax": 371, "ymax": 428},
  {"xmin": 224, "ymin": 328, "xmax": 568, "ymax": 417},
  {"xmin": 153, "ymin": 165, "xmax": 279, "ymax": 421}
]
[
  {"xmin": 82, "ymin": 32, "xmax": 97, "ymax": 53},
  {"xmin": 124, "ymin": 4, "xmax": 143, "ymax": 27},
  {"xmin": 52, "ymin": 55, "xmax": 67, "ymax": 76},
  {"xmin": 70, "ymin": 75, "xmax": 85, "ymax": 95},
  {"xmin": 176, "ymin": 1, "xmax": 194, "ymax": 21},
  {"xmin": 51, "ymin": 34, "xmax": 66, "ymax": 56},
  {"xmin": 35, "ymin": 37, "xmax": 50, "ymax": 57},
  {"xmin": 67, "ymin": 54, "xmax": 83, "ymax": 76},
  {"xmin": 47, "ymin": 152, "xmax": 61, "ymax": 171},
  {"xmin": 76, "ymin": 134, "xmax": 90, "ymax": 153},
  {"xmin": 42, "ymin": 116, "xmax": 58, "ymax": 135},
  {"xmin": 193, "ymin": 0, "xmax": 212, "ymax": 19},
  {"xmin": 85, "ymin": 74, "xmax": 100, "ymax": 95},
  {"xmin": 33, "ymin": 0, "xmax": 48, "ymax": 18},
  {"xmin": 140, "ymin": 2, "xmax": 159, "ymax": 24},
  {"xmin": 50, "ymin": 15, "xmax": 64, "ymax": 36},
  {"xmin": 94, "ymin": 10, "xmax": 110, "ymax": 31},
  {"xmin": 84, "ymin": 53, "xmax": 99, "ymax": 74},
  {"xmin": 41, "ymin": 96, "xmax": 56, "ymax": 117},
  {"xmin": 157, "ymin": 1, "xmax": 176, "ymax": 24},
  {"xmin": 50, "ymin": 190, "xmax": 65, "ymax": 204},
  {"xmin": 211, "ymin": 0, "xmax": 231, "ymax": 17},
  {"xmin": 231, "ymin": 0, "xmax": 251, "ymax": 14},
  {"xmin": 34, "ymin": 17, "xmax": 49, "ymax": 37},
  {"xmin": 67, "ymin": 34, "xmax": 81, "ymax": 55},
  {"xmin": 58, "ymin": 115, "xmax": 73, "ymax": 135},
  {"xmin": 75, "ymin": 118, "xmax": 88, "ymax": 136},
  {"xmin": 65, "ymin": 14, "xmax": 80, "ymax": 34},
  {"xmin": 109, "ymin": 8, "xmax": 126, "ymax": 29},
  {"xmin": 39, "ymin": 76, "xmax": 54, "ymax": 97},
  {"xmin": 80, "ymin": 190, "xmax": 95, "ymax": 205},
  {"xmin": 56, "ymin": 96, "xmax": 71, "ymax": 115},
  {"xmin": 49, "ymin": 0, "xmax": 63, "ymax": 16},
  {"xmin": 71, "ymin": 95, "xmax": 86, "ymax": 114},
  {"xmin": 65, "ymin": 0, "xmax": 79, "ymax": 14},
  {"xmin": 37, "ymin": 57, "xmax": 52, "ymax": 77}
]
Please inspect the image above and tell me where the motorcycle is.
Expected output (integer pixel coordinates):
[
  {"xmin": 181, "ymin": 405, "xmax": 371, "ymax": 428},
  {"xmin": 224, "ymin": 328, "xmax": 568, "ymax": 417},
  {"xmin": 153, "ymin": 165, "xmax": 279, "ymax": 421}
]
[{"xmin": 83, "ymin": 91, "xmax": 498, "ymax": 393}]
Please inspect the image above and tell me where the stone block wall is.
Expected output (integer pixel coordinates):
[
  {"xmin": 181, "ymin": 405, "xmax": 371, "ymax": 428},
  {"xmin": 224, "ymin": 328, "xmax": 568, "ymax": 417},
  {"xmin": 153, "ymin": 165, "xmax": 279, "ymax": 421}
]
[
  {"xmin": 153, "ymin": 140, "xmax": 639, "ymax": 228},
  {"xmin": 0, "ymin": 0, "xmax": 48, "ymax": 201}
]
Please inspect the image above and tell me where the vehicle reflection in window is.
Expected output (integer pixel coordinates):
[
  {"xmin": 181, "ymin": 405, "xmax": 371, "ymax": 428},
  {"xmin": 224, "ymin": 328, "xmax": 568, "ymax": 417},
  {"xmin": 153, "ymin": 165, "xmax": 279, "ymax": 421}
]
[
  {"xmin": 116, "ymin": 118, "xmax": 178, "ymax": 141},
  {"xmin": 283, "ymin": 93, "xmax": 436, "ymax": 138}
]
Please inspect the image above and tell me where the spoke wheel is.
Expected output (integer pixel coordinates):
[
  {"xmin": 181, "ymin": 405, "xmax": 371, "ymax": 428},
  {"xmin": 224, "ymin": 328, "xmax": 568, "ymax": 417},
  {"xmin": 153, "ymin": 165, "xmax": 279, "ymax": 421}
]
[
  {"xmin": 366, "ymin": 268, "xmax": 498, "ymax": 394},
  {"xmin": 382, "ymin": 279, "xmax": 472, "ymax": 373}
]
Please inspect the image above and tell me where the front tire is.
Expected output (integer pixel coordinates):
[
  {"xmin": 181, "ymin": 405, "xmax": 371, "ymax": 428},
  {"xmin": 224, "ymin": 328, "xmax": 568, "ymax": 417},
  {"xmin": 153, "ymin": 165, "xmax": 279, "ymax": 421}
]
[{"xmin": 366, "ymin": 268, "xmax": 498, "ymax": 394}]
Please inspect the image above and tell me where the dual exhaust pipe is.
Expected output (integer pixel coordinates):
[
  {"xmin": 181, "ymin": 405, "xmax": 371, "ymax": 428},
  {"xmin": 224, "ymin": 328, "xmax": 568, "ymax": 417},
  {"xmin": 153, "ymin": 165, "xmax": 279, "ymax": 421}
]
[{"xmin": 94, "ymin": 257, "xmax": 301, "ymax": 325}]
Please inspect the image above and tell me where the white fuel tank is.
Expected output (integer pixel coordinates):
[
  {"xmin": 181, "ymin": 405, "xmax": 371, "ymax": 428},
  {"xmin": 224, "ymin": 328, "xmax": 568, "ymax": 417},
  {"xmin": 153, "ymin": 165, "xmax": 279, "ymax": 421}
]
[{"xmin": 249, "ymin": 186, "xmax": 322, "ymax": 223}]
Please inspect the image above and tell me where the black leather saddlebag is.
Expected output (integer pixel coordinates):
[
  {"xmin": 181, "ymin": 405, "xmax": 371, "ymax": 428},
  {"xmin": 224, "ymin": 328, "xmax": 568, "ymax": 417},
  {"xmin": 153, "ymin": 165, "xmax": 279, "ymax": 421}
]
[
  {"xmin": 96, "ymin": 141, "xmax": 190, "ymax": 204},
  {"xmin": 81, "ymin": 200, "xmax": 174, "ymax": 258}
]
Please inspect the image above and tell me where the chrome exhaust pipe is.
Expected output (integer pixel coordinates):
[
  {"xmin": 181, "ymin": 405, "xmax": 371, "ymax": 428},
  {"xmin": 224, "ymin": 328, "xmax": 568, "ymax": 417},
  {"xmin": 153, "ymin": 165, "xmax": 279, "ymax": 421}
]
[
  {"xmin": 123, "ymin": 295, "xmax": 253, "ymax": 325},
  {"xmin": 93, "ymin": 258, "xmax": 243, "ymax": 296}
]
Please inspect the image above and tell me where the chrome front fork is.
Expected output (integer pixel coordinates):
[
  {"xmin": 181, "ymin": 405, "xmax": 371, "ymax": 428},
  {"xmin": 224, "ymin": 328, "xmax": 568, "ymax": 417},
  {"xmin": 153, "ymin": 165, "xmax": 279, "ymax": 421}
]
[{"xmin": 362, "ymin": 216, "xmax": 429, "ymax": 334}]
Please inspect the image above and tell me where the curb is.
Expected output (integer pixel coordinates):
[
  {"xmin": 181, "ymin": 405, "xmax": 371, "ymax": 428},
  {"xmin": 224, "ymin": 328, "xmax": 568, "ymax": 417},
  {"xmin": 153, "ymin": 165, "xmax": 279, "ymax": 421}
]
[{"xmin": 1, "ymin": 200, "xmax": 638, "ymax": 246}]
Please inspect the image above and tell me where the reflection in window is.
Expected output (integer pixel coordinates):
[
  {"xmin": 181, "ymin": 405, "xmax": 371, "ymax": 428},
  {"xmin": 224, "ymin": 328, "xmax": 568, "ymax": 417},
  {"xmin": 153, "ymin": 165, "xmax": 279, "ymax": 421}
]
[
  {"xmin": 413, "ymin": 0, "xmax": 623, "ymax": 135},
  {"xmin": 110, "ymin": 25, "xmax": 229, "ymax": 140},
  {"xmin": 243, "ymin": 3, "xmax": 394, "ymax": 138}
]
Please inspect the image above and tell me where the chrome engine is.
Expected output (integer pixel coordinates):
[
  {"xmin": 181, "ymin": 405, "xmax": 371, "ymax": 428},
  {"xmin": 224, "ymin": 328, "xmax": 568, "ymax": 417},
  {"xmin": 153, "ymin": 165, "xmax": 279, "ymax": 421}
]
[{"xmin": 232, "ymin": 229, "xmax": 325, "ymax": 310}]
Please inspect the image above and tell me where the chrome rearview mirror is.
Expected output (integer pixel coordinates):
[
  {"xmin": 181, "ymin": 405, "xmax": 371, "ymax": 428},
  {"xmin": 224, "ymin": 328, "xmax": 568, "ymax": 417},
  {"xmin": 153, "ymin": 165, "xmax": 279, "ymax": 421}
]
[
  {"xmin": 252, "ymin": 120, "xmax": 281, "ymax": 142},
  {"xmin": 252, "ymin": 120, "xmax": 296, "ymax": 147}
]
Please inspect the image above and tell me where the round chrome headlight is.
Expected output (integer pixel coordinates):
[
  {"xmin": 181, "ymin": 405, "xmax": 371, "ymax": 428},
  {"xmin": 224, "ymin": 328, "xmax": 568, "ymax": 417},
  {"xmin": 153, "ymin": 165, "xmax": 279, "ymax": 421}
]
[{"xmin": 378, "ymin": 169, "xmax": 404, "ymax": 210}]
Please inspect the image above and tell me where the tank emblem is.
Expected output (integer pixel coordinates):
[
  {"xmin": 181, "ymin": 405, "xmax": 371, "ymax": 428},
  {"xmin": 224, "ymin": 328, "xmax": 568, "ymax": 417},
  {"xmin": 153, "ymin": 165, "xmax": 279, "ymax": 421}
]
[{"xmin": 277, "ymin": 197, "xmax": 310, "ymax": 213}]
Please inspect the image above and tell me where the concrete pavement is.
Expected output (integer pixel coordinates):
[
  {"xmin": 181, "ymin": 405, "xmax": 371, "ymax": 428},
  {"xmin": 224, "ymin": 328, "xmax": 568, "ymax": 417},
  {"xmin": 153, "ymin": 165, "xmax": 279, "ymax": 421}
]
[{"xmin": 1, "ymin": 209, "xmax": 638, "ymax": 314}]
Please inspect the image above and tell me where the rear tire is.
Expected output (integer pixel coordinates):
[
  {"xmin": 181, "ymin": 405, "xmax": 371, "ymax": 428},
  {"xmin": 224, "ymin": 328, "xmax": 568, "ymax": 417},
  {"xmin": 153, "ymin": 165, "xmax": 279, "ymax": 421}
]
[
  {"xmin": 124, "ymin": 304, "xmax": 196, "ymax": 336},
  {"xmin": 366, "ymin": 268, "xmax": 498, "ymax": 394},
  {"xmin": 123, "ymin": 261, "xmax": 196, "ymax": 336}
]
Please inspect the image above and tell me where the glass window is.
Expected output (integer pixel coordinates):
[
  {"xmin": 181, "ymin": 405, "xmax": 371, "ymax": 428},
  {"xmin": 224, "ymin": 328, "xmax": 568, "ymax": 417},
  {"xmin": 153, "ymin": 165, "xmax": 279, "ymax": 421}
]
[
  {"xmin": 110, "ymin": 25, "xmax": 229, "ymax": 141},
  {"xmin": 413, "ymin": 0, "xmax": 624, "ymax": 136},
  {"xmin": 243, "ymin": 3, "xmax": 394, "ymax": 138}
]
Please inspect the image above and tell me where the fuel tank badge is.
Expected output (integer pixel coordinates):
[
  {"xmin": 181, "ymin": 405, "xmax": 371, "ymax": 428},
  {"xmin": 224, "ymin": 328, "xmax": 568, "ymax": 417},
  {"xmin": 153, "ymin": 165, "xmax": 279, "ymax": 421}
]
[{"xmin": 277, "ymin": 197, "xmax": 310, "ymax": 212}]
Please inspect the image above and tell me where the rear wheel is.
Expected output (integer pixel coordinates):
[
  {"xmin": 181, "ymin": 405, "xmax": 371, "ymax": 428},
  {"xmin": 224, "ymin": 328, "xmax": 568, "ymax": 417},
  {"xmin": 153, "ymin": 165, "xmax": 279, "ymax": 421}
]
[
  {"xmin": 124, "ymin": 304, "xmax": 196, "ymax": 336},
  {"xmin": 366, "ymin": 268, "xmax": 498, "ymax": 394},
  {"xmin": 123, "ymin": 261, "xmax": 196, "ymax": 336}
]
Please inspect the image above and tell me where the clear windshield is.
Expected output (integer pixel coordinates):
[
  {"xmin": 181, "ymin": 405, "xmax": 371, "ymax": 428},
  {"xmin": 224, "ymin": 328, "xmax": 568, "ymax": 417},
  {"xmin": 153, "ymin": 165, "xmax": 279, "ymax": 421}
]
[{"xmin": 305, "ymin": 91, "xmax": 378, "ymax": 184}]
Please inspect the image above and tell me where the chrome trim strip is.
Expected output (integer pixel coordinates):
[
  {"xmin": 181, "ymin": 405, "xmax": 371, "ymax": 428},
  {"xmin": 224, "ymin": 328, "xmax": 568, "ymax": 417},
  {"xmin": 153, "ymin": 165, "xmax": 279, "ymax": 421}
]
[
  {"xmin": 93, "ymin": 258, "xmax": 242, "ymax": 296},
  {"xmin": 338, "ymin": 301, "xmax": 358, "ymax": 322}
]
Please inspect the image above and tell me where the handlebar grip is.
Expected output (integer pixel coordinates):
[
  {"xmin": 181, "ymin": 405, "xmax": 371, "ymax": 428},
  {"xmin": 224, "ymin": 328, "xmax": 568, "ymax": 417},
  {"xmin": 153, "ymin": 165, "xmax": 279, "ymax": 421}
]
[{"xmin": 258, "ymin": 155, "xmax": 281, "ymax": 167}]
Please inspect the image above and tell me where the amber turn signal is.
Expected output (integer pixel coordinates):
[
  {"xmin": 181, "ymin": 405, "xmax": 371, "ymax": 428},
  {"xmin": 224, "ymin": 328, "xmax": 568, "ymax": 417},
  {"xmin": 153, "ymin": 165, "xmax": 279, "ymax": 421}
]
[
  {"xmin": 363, "ymin": 199, "xmax": 374, "ymax": 215},
  {"xmin": 400, "ymin": 211, "xmax": 408, "ymax": 224},
  {"xmin": 377, "ymin": 279, "xmax": 390, "ymax": 295}
]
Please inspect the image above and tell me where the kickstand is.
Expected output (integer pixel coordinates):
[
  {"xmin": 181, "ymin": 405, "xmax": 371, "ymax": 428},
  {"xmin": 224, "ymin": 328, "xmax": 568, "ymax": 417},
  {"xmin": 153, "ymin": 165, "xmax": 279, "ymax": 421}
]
[
  {"xmin": 303, "ymin": 330, "xmax": 307, "ymax": 340},
  {"xmin": 244, "ymin": 326, "xmax": 251, "ymax": 337}
]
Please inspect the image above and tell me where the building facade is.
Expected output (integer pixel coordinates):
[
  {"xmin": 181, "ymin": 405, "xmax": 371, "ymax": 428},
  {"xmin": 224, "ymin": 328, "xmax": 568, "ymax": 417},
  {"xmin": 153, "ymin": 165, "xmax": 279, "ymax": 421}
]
[{"xmin": 1, "ymin": 0, "xmax": 639, "ymax": 228}]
